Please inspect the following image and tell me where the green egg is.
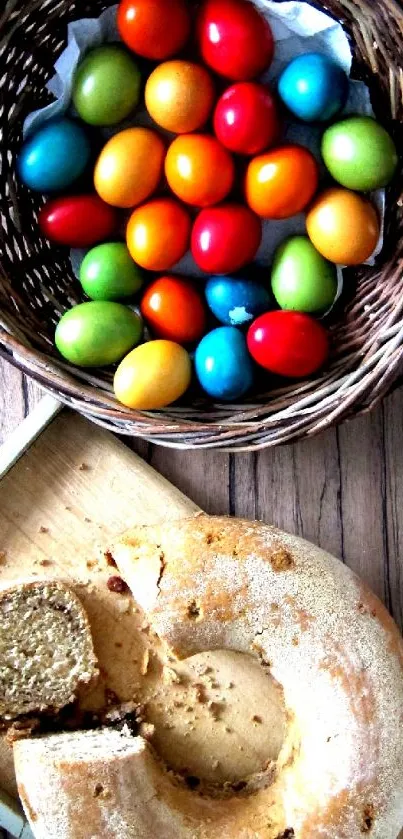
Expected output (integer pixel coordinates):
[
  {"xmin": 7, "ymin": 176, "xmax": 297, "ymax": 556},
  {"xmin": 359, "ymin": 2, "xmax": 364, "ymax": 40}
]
[
  {"xmin": 271, "ymin": 236, "xmax": 338, "ymax": 313},
  {"xmin": 80, "ymin": 243, "xmax": 145, "ymax": 301},
  {"xmin": 72, "ymin": 45, "xmax": 141, "ymax": 126},
  {"xmin": 55, "ymin": 301, "xmax": 142, "ymax": 367},
  {"xmin": 321, "ymin": 116, "xmax": 398, "ymax": 192}
]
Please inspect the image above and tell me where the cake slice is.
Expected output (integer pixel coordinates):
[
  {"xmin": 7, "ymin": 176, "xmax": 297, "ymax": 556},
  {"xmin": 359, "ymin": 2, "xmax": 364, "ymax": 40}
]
[{"xmin": 0, "ymin": 580, "xmax": 98, "ymax": 720}]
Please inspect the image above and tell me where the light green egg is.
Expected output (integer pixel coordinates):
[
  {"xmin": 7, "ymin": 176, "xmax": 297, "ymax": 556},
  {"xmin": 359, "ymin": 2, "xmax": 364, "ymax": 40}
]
[
  {"xmin": 55, "ymin": 301, "xmax": 142, "ymax": 367},
  {"xmin": 80, "ymin": 243, "xmax": 145, "ymax": 301},
  {"xmin": 271, "ymin": 236, "xmax": 338, "ymax": 313}
]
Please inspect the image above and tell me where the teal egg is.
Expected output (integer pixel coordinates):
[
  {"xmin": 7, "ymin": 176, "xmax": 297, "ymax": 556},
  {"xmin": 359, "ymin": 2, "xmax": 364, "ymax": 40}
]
[
  {"xmin": 18, "ymin": 118, "xmax": 91, "ymax": 193},
  {"xmin": 271, "ymin": 236, "xmax": 338, "ymax": 313},
  {"xmin": 72, "ymin": 45, "xmax": 141, "ymax": 126},
  {"xmin": 278, "ymin": 53, "xmax": 348, "ymax": 123},
  {"xmin": 79, "ymin": 243, "xmax": 145, "ymax": 301},
  {"xmin": 55, "ymin": 301, "xmax": 142, "ymax": 367},
  {"xmin": 195, "ymin": 327, "xmax": 254, "ymax": 400},
  {"xmin": 321, "ymin": 116, "xmax": 398, "ymax": 191}
]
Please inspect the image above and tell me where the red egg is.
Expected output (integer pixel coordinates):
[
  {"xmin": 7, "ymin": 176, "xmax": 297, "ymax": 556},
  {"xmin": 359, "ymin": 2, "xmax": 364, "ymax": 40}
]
[
  {"xmin": 39, "ymin": 195, "xmax": 118, "ymax": 248},
  {"xmin": 247, "ymin": 311, "xmax": 329, "ymax": 378},
  {"xmin": 117, "ymin": 0, "xmax": 190, "ymax": 61},
  {"xmin": 191, "ymin": 203, "xmax": 262, "ymax": 274},
  {"xmin": 214, "ymin": 82, "xmax": 280, "ymax": 155},
  {"xmin": 197, "ymin": 0, "xmax": 274, "ymax": 81},
  {"xmin": 141, "ymin": 275, "xmax": 207, "ymax": 344}
]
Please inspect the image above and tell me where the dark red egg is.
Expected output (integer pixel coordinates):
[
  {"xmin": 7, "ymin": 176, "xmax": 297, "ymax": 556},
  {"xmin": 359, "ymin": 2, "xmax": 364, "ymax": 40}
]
[
  {"xmin": 39, "ymin": 195, "xmax": 118, "ymax": 248},
  {"xmin": 214, "ymin": 82, "xmax": 280, "ymax": 155},
  {"xmin": 197, "ymin": 0, "xmax": 274, "ymax": 81},
  {"xmin": 191, "ymin": 203, "xmax": 262, "ymax": 274},
  {"xmin": 247, "ymin": 311, "xmax": 330, "ymax": 378}
]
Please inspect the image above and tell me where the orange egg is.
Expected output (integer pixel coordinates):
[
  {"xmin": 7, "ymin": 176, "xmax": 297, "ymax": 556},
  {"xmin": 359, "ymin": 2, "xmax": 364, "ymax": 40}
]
[
  {"xmin": 165, "ymin": 134, "xmax": 235, "ymax": 207},
  {"xmin": 126, "ymin": 198, "xmax": 191, "ymax": 271},
  {"xmin": 306, "ymin": 188, "xmax": 380, "ymax": 265},
  {"xmin": 145, "ymin": 60, "xmax": 215, "ymax": 134},
  {"xmin": 94, "ymin": 127, "xmax": 165, "ymax": 208},
  {"xmin": 245, "ymin": 145, "xmax": 319, "ymax": 219}
]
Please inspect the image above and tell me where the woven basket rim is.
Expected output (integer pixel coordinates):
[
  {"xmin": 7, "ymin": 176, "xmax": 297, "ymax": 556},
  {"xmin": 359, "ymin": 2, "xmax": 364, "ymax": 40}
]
[{"xmin": 1, "ymin": 0, "xmax": 403, "ymax": 450}]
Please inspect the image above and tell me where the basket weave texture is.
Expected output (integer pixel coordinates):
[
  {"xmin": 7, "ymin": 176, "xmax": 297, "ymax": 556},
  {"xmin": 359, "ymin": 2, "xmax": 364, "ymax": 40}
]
[{"xmin": 0, "ymin": 0, "xmax": 403, "ymax": 450}]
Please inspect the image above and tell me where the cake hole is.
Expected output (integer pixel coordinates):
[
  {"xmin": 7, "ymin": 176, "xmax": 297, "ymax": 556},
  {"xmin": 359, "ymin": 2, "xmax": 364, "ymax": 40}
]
[
  {"xmin": 276, "ymin": 831, "xmax": 295, "ymax": 839},
  {"xmin": 140, "ymin": 650, "xmax": 286, "ymax": 792},
  {"xmin": 93, "ymin": 784, "xmax": 104, "ymax": 797}
]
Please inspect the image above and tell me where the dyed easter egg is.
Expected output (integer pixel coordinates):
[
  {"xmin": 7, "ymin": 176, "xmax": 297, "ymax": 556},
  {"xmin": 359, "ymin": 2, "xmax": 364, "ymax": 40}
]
[
  {"xmin": 39, "ymin": 195, "xmax": 118, "ymax": 248},
  {"xmin": 195, "ymin": 326, "xmax": 254, "ymax": 400},
  {"xmin": 79, "ymin": 243, "xmax": 144, "ymax": 301},
  {"xmin": 191, "ymin": 204, "xmax": 262, "ymax": 274},
  {"xmin": 197, "ymin": 0, "xmax": 274, "ymax": 81},
  {"xmin": 214, "ymin": 82, "xmax": 280, "ymax": 156},
  {"xmin": 18, "ymin": 118, "xmax": 91, "ymax": 193},
  {"xmin": 165, "ymin": 134, "xmax": 235, "ymax": 208},
  {"xmin": 321, "ymin": 116, "xmax": 398, "ymax": 191},
  {"xmin": 141, "ymin": 276, "xmax": 206, "ymax": 344},
  {"xmin": 271, "ymin": 236, "xmax": 338, "ymax": 313},
  {"xmin": 127, "ymin": 198, "xmax": 191, "ymax": 272},
  {"xmin": 278, "ymin": 53, "xmax": 348, "ymax": 123},
  {"xmin": 145, "ymin": 61, "xmax": 215, "ymax": 134},
  {"xmin": 72, "ymin": 45, "xmax": 141, "ymax": 126},
  {"xmin": 94, "ymin": 128, "xmax": 165, "ymax": 208},
  {"xmin": 117, "ymin": 0, "xmax": 190, "ymax": 61},
  {"xmin": 247, "ymin": 311, "xmax": 329, "ymax": 378},
  {"xmin": 205, "ymin": 275, "xmax": 271, "ymax": 325},
  {"xmin": 306, "ymin": 188, "xmax": 380, "ymax": 265},
  {"xmin": 55, "ymin": 302, "xmax": 142, "ymax": 367},
  {"xmin": 245, "ymin": 145, "xmax": 319, "ymax": 219},
  {"xmin": 114, "ymin": 340, "xmax": 192, "ymax": 409}
]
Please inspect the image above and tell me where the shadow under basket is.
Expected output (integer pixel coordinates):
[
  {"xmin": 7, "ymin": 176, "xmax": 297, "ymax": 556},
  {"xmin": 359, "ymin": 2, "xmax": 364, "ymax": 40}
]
[{"xmin": 1, "ymin": 0, "xmax": 403, "ymax": 451}]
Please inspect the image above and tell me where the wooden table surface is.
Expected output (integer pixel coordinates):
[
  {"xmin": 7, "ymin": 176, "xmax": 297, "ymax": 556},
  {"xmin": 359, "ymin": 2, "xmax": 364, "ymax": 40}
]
[{"xmin": 1, "ymin": 357, "xmax": 402, "ymax": 633}]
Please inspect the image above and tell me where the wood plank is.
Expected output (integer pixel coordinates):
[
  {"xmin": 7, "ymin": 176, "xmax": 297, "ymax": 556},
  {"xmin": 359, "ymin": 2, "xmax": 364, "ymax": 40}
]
[
  {"xmin": 231, "ymin": 429, "xmax": 343, "ymax": 560},
  {"xmin": 0, "ymin": 360, "xmax": 42, "ymax": 442},
  {"xmin": 383, "ymin": 389, "xmax": 403, "ymax": 630},
  {"xmin": 336, "ymin": 408, "xmax": 387, "ymax": 605}
]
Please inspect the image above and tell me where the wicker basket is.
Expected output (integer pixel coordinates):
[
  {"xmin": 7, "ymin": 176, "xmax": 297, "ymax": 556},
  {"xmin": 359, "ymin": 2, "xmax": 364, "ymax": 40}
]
[{"xmin": 0, "ymin": 0, "xmax": 402, "ymax": 451}]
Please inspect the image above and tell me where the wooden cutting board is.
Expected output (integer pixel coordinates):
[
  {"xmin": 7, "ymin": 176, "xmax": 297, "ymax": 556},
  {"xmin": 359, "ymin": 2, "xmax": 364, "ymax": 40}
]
[{"xmin": 0, "ymin": 406, "xmax": 284, "ymax": 807}]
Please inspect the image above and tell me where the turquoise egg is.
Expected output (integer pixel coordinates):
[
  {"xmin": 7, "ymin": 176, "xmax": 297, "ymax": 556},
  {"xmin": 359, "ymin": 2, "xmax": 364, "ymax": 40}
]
[
  {"xmin": 79, "ymin": 243, "xmax": 145, "ymax": 301},
  {"xmin": 18, "ymin": 118, "xmax": 91, "ymax": 193},
  {"xmin": 55, "ymin": 301, "xmax": 142, "ymax": 367},
  {"xmin": 278, "ymin": 53, "xmax": 348, "ymax": 123},
  {"xmin": 195, "ymin": 326, "xmax": 254, "ymax": 400},
  {"xmin": 205, "ymin": 275, "xmax": 271, "ymax": 326}
]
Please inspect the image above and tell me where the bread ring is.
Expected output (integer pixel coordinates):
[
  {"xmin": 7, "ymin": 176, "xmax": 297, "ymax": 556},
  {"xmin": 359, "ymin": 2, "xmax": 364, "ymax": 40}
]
[
  {"xmin": 114, "ymin": 515, "xmax": 403, "ymax": 839},
  {"xmin": 13, "ymin": 516, "xmax": 403, "ymax": 839}
]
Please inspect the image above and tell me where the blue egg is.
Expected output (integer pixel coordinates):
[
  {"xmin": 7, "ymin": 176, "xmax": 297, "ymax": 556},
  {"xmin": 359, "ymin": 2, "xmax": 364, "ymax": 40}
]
[
  {"xmin": 195, "ymin": 327, "xmax": 254, "ymax": 401},
  {"xmin": 18, "ymin": 118, "xmax": 91, "ymax": 193},
  {"xmin": 278, "ymin": 53, "xmax": 349, "ymax": 123},
  {"xmin": 205, "ymin": 275, "xmax": 271, "ymax": 326}
]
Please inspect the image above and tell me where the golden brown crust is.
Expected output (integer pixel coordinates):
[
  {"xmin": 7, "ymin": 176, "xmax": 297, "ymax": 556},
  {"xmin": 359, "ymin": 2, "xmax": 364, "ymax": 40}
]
[{"xmin": 112, "ymin": 515, "xmax": 403, "ymax": 839}]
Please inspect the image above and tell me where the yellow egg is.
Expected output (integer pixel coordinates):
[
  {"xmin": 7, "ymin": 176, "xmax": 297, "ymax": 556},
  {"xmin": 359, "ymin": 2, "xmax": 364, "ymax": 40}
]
[
  {"xmin": 94, "ymin": 127, "xmax": 165, "ymax": 208},
  {"xmin": 114, "ymin": 340, "xmax": 192, "ymax": 409}
]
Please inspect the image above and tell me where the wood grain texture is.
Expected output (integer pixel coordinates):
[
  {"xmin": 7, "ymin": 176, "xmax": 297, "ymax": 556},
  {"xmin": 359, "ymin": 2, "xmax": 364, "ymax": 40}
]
[{"xmin": 1, "ymin": 358, "xmax": 402, "ymax": 632}]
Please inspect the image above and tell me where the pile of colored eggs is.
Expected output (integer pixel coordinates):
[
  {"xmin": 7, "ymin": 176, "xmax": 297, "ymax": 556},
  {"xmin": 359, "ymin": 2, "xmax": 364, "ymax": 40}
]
[{"xmin": 18, "ymin": 0, "xmax": 398, "ymax": 408}]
